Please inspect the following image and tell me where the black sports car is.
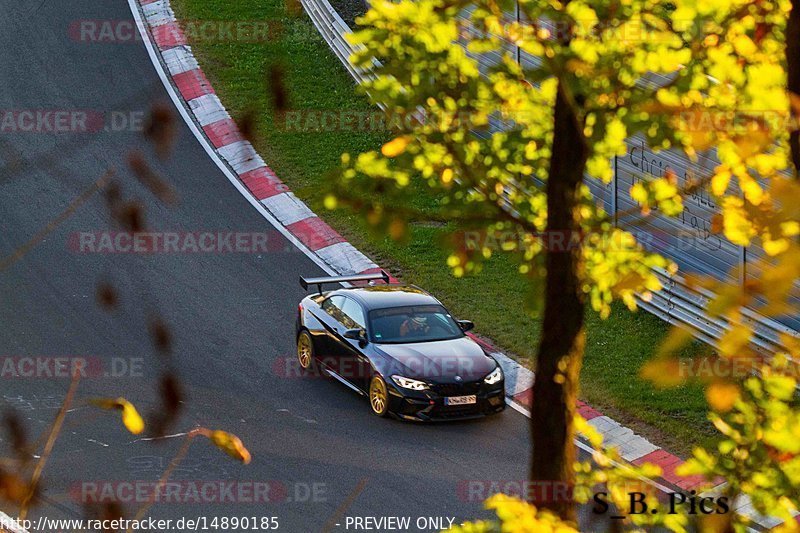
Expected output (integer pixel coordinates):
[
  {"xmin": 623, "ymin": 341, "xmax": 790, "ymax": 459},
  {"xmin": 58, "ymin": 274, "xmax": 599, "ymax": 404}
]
[{"xmin": 295, "ymin": 271, "xmax": 506, "ymax": 421}]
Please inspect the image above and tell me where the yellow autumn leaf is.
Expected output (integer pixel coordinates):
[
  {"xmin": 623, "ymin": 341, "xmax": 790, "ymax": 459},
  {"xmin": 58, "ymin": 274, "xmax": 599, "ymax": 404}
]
[
  {"xmin": 764, "ymin": 374, "xmax": 797, "ymax": 401},
  {"xmin": 733, "ymin": 129, "xmax": 772, "ymax": 162},
  {"xmin": 772, "ymin": 521, "xmax": 800, "ymax": 533},
  {"xmin": 687, "ymin": 129, "xmax": 716, "ymax": 151},
  {"xmin": 209, "ymin": 430, "xmax": 252, "ymax": 464},
  {"xmin": 574, "ymin": 414, "xmax": 604, "ymax": 448},
  {"xmin": 763, "ymin": 237, "xmax": 789, "ymax": 256},
  {"xmin": 718, "ymin": 325, "xmax": 752, "ymax": 357},
  {"xmin": 675, "ymin": 459, "xmax": 705, "ymax": 477},
  {"xmin": 738, "ymin": 173, "xmax": 764, "ymax": 205},
  {"xmin": 381, "ymin": 136, "xmax": 410, "ymax": 158},
  {"xmin": 710, "ymin": 169, "xmax": 731, "ymax": 196},
  {"xmin": 630, "ymin": 182, "xmax": 649, "ymax": 212},
  {"xmin": 0, "ymin": 471, "xmax": 28, "ymax": 504},
  {"xmin": 782, "ymin": 221, "xmax": 800, "ymax": 237},
  {"xmin": 612, "ymin": 272, "xmax": 646, "ymax": 293},
  {"xmin": 466, "ymin": 494, "xmax": 579, "ymax": 533},
  {"xmin": 640, "ymin": 358, "xmax": 685, "ymax": 388},
  {"xmin": 389, "ymin": 219, "xmax": 406, "ymax": 240},
  {"xmin": 721, "ymin": 199, "xmax": 756, "ymax": 245},
  {"xmin": 732, "ymin": 35, "xmax": 757, "ymax": 58},
  {"xmin": 658, "ymin": 325, "xmax": 694, "ymax": 358},
  {"xmin": 706, "ymin": 382, "xmax": 740, "ymax": 413},
  {"xmin": 121, "ymin": 402, "xmax": 145, "ymax": 435},
  {"xmin": 89, "ymin": 398, "xmax": 119, "ymax": 410},
  {"xmin": 323, "ymin": 194, "xmax": 338, "ymax": 210},
  {"xmin": 680, "ymin": 110, "xmax": 716, "ymax": 150},
  {"xmin": 90, "ymin": 397, "xmax": 145, "ymax": 435}
]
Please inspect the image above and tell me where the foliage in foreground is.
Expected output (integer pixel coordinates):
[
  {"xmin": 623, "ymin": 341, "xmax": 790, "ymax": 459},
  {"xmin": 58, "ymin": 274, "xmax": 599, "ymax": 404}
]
[
  {"xmin": 454, "ymin": 359, "xmax": 800, "ymax": 531},
  {"xmin": 329, "ymin": 0, "xmax": 800, "ymax": 525}
]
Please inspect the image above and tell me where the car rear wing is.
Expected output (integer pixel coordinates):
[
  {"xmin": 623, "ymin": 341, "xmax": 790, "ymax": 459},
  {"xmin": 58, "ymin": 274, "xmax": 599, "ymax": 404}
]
[{"xmin": 299, "ymin": 270, "xmax": 391, "ymax": 294}]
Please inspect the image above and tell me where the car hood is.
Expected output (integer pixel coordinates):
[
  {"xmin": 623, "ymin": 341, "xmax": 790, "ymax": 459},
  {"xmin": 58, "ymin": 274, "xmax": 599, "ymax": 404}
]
[{"xmin": 373, "ymin": 336, "xmax": 496, "ymax": 382}]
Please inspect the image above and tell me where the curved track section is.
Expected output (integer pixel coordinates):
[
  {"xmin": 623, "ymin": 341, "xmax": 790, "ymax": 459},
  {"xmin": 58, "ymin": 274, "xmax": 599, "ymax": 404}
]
[{"xmin": 0, "ymin": 0, "xmax": 539, "ymax": 530}]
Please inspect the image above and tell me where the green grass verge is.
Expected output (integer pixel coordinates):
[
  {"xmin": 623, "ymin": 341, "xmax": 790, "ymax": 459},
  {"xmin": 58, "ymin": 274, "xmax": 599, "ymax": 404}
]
[{"xmin": 170, "ymin": 0, "xmax": 717, "ymax": 456}]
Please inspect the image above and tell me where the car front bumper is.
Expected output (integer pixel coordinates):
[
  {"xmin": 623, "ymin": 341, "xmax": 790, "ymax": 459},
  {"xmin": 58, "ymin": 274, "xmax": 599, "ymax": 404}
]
[{"xmin": 386, "ymin": 380, "xmax": 506, "ymax": 421}]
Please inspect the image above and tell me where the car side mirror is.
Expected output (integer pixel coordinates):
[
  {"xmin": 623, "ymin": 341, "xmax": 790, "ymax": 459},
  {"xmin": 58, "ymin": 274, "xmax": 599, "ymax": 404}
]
[
  {"xmin": 344, "ymin": 328, "xmax": 368, "ymax": 345},
  {"xmin": 456, "ymin": 320, "xmax": 474, "ymax": 332}
]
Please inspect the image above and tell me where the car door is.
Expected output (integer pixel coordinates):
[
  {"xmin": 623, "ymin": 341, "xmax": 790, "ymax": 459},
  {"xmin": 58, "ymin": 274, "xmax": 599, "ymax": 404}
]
[
  {"xmin": 317, "ymin": 294, "xmax": 347, "ymax": 371},
  {"xmin": 339, "ymin": 296, "xmax": 370, "ymax": 390}
]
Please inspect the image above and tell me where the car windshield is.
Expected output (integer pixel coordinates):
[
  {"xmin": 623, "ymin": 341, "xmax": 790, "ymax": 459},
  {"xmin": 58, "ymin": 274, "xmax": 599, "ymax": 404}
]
[{"xmin": 368, "ymin": 304, "xmax": 464, "ymax": 344}]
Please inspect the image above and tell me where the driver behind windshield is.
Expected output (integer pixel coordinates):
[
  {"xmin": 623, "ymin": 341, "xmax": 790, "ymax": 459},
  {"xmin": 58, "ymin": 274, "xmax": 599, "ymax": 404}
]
[{"xmin": 399, "ymin": 314, "xmax": 430, "ymax": 337}]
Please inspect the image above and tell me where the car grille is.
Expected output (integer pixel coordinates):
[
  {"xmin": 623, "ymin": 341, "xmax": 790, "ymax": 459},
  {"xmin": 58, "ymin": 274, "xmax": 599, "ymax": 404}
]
[
  {"xmin": 431, "ymin": 381, "xmax": 481, "ymax": 397},
  {"xmin": 435, "ymin": 403, "xmax": 481, "ymax": 418}
]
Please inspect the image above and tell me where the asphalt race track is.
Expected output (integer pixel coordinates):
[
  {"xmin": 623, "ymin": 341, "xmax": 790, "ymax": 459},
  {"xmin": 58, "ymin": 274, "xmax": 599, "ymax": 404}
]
[{"xmin": 0, "ymin": 1, "xmax": 594, "ymax": 531}]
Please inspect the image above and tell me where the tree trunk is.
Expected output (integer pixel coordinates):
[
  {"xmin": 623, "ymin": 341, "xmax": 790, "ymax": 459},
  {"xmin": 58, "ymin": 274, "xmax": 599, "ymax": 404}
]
[
  {"xmin": 529, "ymin": 83, "xmax": 588, "ymax": 523},
  {"xmin": 788, "ymin": 0, "xmax": 800, "ymax": 176}
]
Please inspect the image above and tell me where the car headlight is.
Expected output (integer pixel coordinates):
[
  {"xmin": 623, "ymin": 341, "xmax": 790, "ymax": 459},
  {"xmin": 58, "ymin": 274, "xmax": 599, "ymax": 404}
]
[
  {"xmin": 484, "ymin": 366, "xmax": 503, "ymax": 385},
  {"xmin": 391, "ymin": 375, "xmax": 428, "ymax": 391}
]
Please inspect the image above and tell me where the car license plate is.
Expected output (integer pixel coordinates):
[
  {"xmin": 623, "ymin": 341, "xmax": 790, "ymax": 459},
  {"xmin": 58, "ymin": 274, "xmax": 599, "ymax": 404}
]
[{"xmin": 445, "ymin": 395, "xmax": 476, "ymax": 406}]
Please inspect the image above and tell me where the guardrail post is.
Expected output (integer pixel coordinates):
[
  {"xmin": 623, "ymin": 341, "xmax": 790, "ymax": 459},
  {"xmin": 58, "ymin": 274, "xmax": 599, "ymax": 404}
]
[
  {"xmin": 515, "ymin": 0, "xmax": 521, "ymax": 66},
  {"xmin": 740, "ymin": 245, "xmax": 747, "ymax": 286},
  {"xmin": 739, "ymin": 187, "xmax": 747, "ymax": 286},
  {"xmin": 611, "ymin": 154, "xmax": 618, "ymax": 226}
]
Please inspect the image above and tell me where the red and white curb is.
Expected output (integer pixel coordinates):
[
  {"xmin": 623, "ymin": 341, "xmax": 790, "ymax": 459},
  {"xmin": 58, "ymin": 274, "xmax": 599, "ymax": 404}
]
[
  {"xmin": 126, "ymin": 0, "xmax": 785, "ymax": 529},
  {"xmin": 474, "ymin": 336, "xmax": 694, "ymax": 480},
  {"xmin": 138, "ymin": 0, "xmax": 379, "ymax": 278}
]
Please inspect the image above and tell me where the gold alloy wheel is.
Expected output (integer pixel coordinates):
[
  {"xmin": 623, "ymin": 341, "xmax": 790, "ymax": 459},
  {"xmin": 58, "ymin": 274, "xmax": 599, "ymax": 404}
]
[
  {"xmin": 369, "ymin": 376, "xmax": 389, "ymax": 417},
  {"xmin": 297, "ymin": 331, "xmax": 313, "ymax": 369}
]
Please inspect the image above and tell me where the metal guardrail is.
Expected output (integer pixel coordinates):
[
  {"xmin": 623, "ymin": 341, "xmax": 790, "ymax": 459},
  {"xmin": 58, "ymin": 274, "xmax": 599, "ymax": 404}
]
[
  {"xmin": 639, "ymin": 269, "xmax": 798, "ymax": 355},
  {"xmin": 301, "ymin": 0, "xmax": 375, "ymax": 86},
  {"xmin": 301, "ymin": 0, "xmax": 800, "ymax": 356}
]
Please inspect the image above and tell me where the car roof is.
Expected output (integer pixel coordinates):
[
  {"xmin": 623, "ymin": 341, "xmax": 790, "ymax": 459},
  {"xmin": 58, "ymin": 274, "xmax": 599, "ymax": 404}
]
[{"xmin": 330, "ymin": 284, "xmax": 441, "ymax": 310}]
